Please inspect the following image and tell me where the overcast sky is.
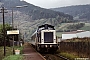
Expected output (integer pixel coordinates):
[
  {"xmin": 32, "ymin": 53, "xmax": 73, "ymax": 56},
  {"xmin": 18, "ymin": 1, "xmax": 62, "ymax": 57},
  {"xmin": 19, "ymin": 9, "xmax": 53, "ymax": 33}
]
[{"xmin": 23, "ymin": 0, "xmax": 90, "ymax": 8}]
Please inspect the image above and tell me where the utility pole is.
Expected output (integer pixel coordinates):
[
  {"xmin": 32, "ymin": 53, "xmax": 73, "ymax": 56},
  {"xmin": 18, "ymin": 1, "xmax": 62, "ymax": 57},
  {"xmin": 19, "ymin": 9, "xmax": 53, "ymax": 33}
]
[
  {"xmin": 12, "ymin": 8, "xmax": 14, "ymax": 29},
  {"xmin": 11, "ymin": 7, "xmax": 16, "ymax": 55},
  {"xmin": 11, "ymin": 5, "xmax": 28, "ymax": 54},
  {"xmin": 2, "ymin": 7, "xmax": 6, "ymax": 56},
  {"xmin": 1, "ymin": 7, "xmax": 6, "ymax": 56}
]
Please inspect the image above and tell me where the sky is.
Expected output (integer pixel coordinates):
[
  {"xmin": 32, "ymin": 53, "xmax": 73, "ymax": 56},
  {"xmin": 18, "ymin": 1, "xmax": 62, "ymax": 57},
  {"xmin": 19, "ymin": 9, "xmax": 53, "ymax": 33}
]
[{"xmin": 23, "ymin": 0, "xmax": 90, "ymax": 8}]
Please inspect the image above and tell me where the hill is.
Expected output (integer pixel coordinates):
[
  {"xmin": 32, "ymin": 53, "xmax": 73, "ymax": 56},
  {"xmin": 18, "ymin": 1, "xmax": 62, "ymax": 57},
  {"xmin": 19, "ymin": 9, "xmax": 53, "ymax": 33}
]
[
  {"xmin": 0, "ymin": 0, "xmax": 73, "ymax": 40},
  {"xmin": 0, "ymin": 0, "xmax": 73, "ymax": 20},
  {"xmin": 51, "ymin": 4, "xmax": 90, "ymax": 21},
  {"xmin": 56, "ymin": 22, "xmax": 90, "ymax": 37}
]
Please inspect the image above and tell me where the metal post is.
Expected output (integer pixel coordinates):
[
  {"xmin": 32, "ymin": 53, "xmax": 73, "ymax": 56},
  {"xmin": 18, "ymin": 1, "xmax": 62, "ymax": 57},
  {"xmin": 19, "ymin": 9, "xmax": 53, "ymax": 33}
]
[{"xmin": 13, "ymin": 36, "xmax": 14, "ymax": 54}]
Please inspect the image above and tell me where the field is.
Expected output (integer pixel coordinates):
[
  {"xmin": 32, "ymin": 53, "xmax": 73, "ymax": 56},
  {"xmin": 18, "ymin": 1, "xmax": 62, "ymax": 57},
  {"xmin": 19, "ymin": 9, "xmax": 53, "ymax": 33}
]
[
  {"xmin": 56, "ymin": 32, "xmax": 63, "ymax": 37},
  {"xmin": 56, "ymin": 23, "xmax": 90, "ymax": 37},
  {"xmin": 80, "ymin": 23, "xmax": 90, "ymax": 31}
]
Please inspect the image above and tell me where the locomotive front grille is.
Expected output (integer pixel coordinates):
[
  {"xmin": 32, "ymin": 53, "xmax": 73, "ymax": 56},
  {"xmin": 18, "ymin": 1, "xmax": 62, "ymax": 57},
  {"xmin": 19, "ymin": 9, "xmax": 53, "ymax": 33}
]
[{"xmin": 44, "ymin": 32, "xmax": 53, "ymax": 43}]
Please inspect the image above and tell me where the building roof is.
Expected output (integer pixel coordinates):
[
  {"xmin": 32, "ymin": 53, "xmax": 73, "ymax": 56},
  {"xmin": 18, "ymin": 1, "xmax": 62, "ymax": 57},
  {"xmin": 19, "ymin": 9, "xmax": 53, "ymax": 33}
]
[
  {"xmin": 63, "ymin": 30, "xmax": 85, "ymax": 34},
  {"xmin": 62, "ymin": 30, "xmax": 90, "ymax": 39}
]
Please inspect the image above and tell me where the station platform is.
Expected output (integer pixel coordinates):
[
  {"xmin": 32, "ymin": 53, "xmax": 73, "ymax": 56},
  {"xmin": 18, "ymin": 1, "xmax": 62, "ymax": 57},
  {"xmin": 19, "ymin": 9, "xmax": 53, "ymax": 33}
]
[{"xmin": 23, "ymin": 43, "xmax": 45, "ymax": 60}]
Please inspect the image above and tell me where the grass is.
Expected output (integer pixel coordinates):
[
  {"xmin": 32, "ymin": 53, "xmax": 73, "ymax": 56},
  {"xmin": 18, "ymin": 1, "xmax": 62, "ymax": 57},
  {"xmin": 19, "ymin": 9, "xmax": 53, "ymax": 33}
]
[
  {"xmin": 0, "ymin": 46, "xmax": 13, "ymax": 60},
  {"xmin": 2, "ymin": 55, "xmax": 23, "ymax": 60},
  {"xmin": 59, "ymin": 52, "xmax": 79, "ymax": 60},
  {"xmin": 0, "ymin": 46, "xmax": 24, "ymax": 60}
]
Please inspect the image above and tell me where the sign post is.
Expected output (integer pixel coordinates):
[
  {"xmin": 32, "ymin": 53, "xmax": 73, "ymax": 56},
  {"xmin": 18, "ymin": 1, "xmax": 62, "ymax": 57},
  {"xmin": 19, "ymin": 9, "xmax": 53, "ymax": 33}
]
[
  {"xmin": 7, "ymin": 30, "xmax": 19, "ymax": 35},
  {"xmin": 7, "ymin": 30, "xmax": 19, "ymax": 54}
]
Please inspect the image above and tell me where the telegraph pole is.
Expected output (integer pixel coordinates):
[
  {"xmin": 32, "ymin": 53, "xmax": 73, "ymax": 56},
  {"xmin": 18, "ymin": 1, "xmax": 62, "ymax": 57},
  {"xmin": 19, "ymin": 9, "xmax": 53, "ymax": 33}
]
[{"xmin": 1, "ymin": 7, "xmax": 6, "ymax": 56}]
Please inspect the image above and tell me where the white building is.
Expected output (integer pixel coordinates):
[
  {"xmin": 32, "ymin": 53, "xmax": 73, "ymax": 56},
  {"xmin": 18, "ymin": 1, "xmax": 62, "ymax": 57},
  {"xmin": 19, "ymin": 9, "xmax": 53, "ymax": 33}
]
[
  {"xmin": 62, "ymin": 31, "xmax": 90, "ymax": 40},
  {"xmin": 77, "ymin": 31, "xmax": 90, "ymax": 38}
]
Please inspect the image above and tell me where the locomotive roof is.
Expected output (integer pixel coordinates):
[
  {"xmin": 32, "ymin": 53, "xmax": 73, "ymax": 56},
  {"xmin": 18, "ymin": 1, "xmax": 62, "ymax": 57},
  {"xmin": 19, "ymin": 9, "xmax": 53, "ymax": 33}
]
[{"xmin": 38, "ymin": 24, "xmax": 54, "ymax": 28}]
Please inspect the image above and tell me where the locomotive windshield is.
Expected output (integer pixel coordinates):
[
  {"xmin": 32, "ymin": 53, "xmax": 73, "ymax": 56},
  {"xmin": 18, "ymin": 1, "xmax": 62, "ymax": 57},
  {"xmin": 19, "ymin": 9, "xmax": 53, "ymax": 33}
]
[{"xmin": 44, "ymin": 32, "xmax": 53, "ymax": 43}]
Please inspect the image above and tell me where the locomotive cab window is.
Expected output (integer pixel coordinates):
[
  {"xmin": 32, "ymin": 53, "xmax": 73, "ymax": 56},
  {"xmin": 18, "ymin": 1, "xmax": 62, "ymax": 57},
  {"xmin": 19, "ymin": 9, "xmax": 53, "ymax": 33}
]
[{"xmin": 44, "ymin": 32, "xmax": 53, "ymax": 43}]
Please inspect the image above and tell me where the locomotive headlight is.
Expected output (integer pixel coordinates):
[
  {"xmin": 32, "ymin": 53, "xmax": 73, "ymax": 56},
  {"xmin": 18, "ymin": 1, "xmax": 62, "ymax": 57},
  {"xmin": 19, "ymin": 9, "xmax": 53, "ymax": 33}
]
[
  {"xmin": 50, "ymin": 45, "xmax": 52, "ymax": 47},
  {"xmin": 42, "ymin": 39, "xmax": 44, "ymax": 43},
  {"xmin": 45, "ymin": 45, "xmax": 47, "ymax": 47},
  {"xmin": 54, "ymin": 39, "xmax": 56, "ymax": 43}
]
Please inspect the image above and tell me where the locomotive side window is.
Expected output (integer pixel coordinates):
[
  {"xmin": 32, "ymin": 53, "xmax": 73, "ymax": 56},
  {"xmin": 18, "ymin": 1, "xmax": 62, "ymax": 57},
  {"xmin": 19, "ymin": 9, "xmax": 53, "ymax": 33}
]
[{"xmin": 37, "ymin": 33, "xmax": 41, "ymax": 43}]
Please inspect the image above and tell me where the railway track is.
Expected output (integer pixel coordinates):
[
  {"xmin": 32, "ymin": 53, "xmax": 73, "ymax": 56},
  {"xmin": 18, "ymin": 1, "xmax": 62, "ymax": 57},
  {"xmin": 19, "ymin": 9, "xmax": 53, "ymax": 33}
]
[
  {"xmin": 55, "ymin": 54, "xmax": 69, "ymax": 60},
  {"xmin": 31, "ymin": 43, "xmax": 69, "ymax": 60},
  {"xmin": 42, "ymin": 54, "xmax": 69, "ymax": 60}
]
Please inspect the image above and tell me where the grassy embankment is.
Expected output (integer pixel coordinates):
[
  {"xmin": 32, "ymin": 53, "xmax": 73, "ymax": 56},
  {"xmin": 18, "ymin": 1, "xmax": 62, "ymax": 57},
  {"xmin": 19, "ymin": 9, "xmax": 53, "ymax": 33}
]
[
  {"xmin": 56, "ymin": 50, "xmax": 79, "ymax": 60},
  {"xmin": 59, "ymin": 52, "xmax": 79, "ymax": 60},
  {"xmin": 0, "ymin": 46, "xmax": 23, "ymax": 60}
]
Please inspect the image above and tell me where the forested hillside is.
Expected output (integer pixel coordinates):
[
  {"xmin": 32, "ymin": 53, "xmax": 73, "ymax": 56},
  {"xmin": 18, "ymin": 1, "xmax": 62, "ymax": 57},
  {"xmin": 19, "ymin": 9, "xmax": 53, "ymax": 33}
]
[
  {"xmin": 51, "ymin": 4, "xmax": 90, "ymax": 21},
  {"xmin": 0, "ymin": 0, "xmax": 73, "ymax": 20},
  {"xmin": 0, "ymin": 0, "xmax": 73, "ymax": 40}
]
